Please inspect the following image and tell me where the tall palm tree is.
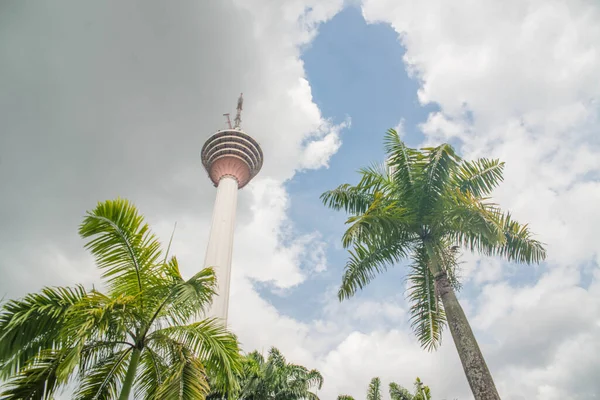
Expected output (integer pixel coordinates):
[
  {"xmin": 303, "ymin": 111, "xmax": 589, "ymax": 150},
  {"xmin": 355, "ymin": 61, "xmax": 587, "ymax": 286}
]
[
  {"xmin": 214, "ymin": 347, "xmax": 322, "ymax": 400},
  {"xmin": 0, "ymin": 199, "xmax": 242, "ymax": 399},
  {"xmin": 337, "ymin": 377, "xmax": 431, "ymax": 400},
  {"xmin": 322, "ymin": 129, "xmax": 546, "ymax": 400}
]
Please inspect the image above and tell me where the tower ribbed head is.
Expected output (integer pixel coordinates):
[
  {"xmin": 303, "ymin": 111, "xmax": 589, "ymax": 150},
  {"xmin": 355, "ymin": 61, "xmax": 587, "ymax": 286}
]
[
  {"xmin": 201, "ymin": 128, "xmax": 263, "ymax": 188},
  {"xmin": 201, "ymin": 95, "xmax": 263, "ymax": 188}
]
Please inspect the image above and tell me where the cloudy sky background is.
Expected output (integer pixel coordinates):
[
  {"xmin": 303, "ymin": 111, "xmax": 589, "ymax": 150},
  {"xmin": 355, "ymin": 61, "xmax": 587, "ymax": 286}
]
[{"xmin": 1, "ymin": 1, "xmax": 600, "ymax": 399}]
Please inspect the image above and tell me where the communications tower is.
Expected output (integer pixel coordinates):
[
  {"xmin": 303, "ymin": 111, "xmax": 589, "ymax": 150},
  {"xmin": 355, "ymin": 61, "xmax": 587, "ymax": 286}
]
[{"xmin": 201, "ymin": 94, "xmax": 263, "ymax": 324}]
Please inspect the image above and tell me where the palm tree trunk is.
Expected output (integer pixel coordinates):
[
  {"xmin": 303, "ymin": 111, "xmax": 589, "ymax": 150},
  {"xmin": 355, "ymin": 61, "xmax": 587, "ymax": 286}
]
[
  {"xmin": 434, "ymin": 269, "xmax": 501, "ymax": 400},
  {"xmin": 119, "ymin": 347, "xmax": 142, "ymax": 400}
]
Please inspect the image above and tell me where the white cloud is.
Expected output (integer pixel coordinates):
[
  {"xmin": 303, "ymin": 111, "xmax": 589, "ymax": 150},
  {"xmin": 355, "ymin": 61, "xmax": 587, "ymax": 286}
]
[
  {"xmin": 392, "ymin": 118, "xmax": 406, "ymax": 138},
  {"xmin": 300, "ymin": 118, "xmax": 346, "ymax": 170}
]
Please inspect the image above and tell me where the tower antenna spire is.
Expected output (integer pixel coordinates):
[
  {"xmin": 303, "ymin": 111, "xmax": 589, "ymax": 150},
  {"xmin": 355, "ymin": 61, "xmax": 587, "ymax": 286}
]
[{"xmin": 233, "ymin": 93, "xmax": 243, "ymax": 129}]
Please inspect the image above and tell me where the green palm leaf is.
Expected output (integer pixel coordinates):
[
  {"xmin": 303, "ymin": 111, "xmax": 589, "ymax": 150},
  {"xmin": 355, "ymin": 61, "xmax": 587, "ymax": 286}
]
[
  {"xmin": 153, "ymin": 348, "xmax": 210, "ymax": 400},
  {"xmin": 366, "ymin": 377, "xmax": 382, "ymax": 400},
  {"xmin": 147, "ymin": 319, "xmax": 241, "ymax": 395},
  {"xmin": 78, "ymin": 198, "xmax": 163, "ymax": 297},
  {"xmin": 74, "ymin": 348, "xmax": 131, "ymax": 400},
  {"xmin": 320, "ymin": 184, "xmax": 375, "ymax": 215},
  {"xmin": 418, "ymin": 144, "xmax": 461, "ymax": 205},
  {"xmin": 454, "ymin": 158, "xmax": 504, "ymax": 197},
  {"xmin": 0, "ymin": 286, "xmax": 87, "ymax": 378},
  {"xmin": 153, "ymin": 264, "xmax": 217, "ymax": 326},
  {"xmin": 339, "ymin": 236, "xmax": 412, "ymax": 300},
  {"xmin": 491, "ymin": 212, "xmax": 546, "ymax": 263},
  {"xmin": 0, "ymin": 350, "xmax": 66, "ymax": 400},
  {"xmin": 406, "ymin": 247, "xmax": 445, "ymax": 351},
  {"xmin": 383, "ymin": 128, "xmax": 418, "ymax": 192},
  {"xmin": 389, "ymin": 382, "xmax": 413, "ymax": 400}
]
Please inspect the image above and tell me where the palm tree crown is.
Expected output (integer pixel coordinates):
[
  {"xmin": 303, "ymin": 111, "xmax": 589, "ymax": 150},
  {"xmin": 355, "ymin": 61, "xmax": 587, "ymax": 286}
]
[
  {"xmin": 236, "ymin": 347, "xmax": 323, "ymax": 400},
  {"xmin": 0, "ymin": 199, "xmax": 242, "ymax": 399},
  {"xmin": 321, "ymin": 129, "xmax": 545, "ymax": 350}
]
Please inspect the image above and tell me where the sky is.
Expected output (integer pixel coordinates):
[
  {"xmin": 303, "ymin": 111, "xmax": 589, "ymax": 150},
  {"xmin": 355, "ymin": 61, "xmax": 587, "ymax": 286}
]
[{"xmin": 1, "ymin": 1, "xmax": 600, "ymax": 399}]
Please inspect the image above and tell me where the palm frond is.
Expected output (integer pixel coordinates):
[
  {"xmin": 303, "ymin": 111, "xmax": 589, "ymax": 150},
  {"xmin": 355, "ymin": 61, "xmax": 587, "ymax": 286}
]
[
  {"xmin": 73, "ymin": 348, "xmax": 131, "ymax": 400},
  {"xmin": 66, "ymin": 290, "xmax": 138, "ymax": 346},
  {"xmin": 152, "ymin": 348, "xmax": 210, "ymax": 400},
  {"xmin": 389, "ymin": 382, "xmax": 413, "ymax": 400},
  {"xmin": 339, "ymin": 235, "xmax": 412, "ymax": 300},
  {"xmin": 441, "ymin": 189, "xmax": 504, "ymax": 246},
  {"xmin": 498, "ymin": 213, "xmax": 546, "ymax": 263},
  {"xmin": 406, "ymin": 247, "xmax": 446, "ymax": 351},
  {"xmin": 367, "ymin": 377, "xmax": 382, "ymax": 400},
  {"xmin": 78, "ymin": 198, "xmax": 163, "ymax": 297},
  {"xmin": 135, "ymin": 347, "xmax": 169, "ymax": 400},
  {"xmin": 416, "ymin": 144, "xmax": 461, "ymax": 216},
  {"xmin": 147, "ymin": 319, "xmax": 241, "ymax": 395},
  {"xmin": 0, "ymin": 350, "xmax": 66, "ymax": 400},
  {"xmin": 383, "ymin": 129, "xmax": 418, "ymax": 192},
  {"xmin": 476, "ymin": 212, "xmax": 546, "ymax": 264},
  {"xmin": 154, "ymin": 265, "xmax": 217, "ymax": 327},
  {"xmin": 337, "ymin": 396, "xmax": 356, "ymax": 400},
  {"xmin": 356, "ymin": 162, "xmax": 393, "ymax": 193},
  {"xmin": 453, "ymin": 158, "xmax": 504, "ymax": 197},
  {"xmin": 320, "ymin": 184, "xmax": 375, "ymax": 215},
  {"xmin": 77, "ymin": 340, "xmax": 134, "ymax": 379},
  {"xmin": 0, "ymin": 286, "xmax": 86, "ymax": 378},
  {"xmin": 342, "ymin": 192, "xmax": 412, "ymax": 249}
]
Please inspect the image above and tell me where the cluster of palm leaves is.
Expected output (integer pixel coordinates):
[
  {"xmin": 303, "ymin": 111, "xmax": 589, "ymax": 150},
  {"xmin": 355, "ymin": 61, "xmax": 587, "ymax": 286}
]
[
  {"xmin": 337, "ymin": 377, "xmax": 431, "ymax": 400},
  {"xmin": 208, "ymin": 347, "xmax": 323, "ymax": 400},
  {"xmin": 322, "ymin": 129, "xmax": 545, "ymax": 398},
  {"xmin": 0, "ymin": 199, "xmax": 242, "ymax": 399}
]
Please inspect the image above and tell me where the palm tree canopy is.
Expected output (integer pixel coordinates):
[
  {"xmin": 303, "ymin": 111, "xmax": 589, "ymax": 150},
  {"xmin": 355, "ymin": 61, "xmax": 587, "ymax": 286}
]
[
  {"xmin": 233, "ymin": 347, "xmax": 322, "ymax": 400},
  {"xmin": 337, "ymin": 376, "xmax": 430, "ymax": 400},
  {"xmin": 0, "ymin": 198, "xmax": 242, "ymax": 399},
  {"xmin": 321, "ymin": 129, "xmax": 546, "ymax": 350}
]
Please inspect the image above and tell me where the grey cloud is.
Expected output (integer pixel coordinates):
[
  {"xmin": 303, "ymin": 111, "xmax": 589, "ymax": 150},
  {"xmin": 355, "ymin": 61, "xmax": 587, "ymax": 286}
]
[{"xmin": 0, "ymin": 0, "xmax": 337, "ymax": 297}]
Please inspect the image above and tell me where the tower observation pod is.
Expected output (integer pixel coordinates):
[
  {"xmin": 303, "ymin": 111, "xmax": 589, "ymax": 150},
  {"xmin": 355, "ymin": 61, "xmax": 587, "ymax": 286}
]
[{"xmin": 201, "ymin": 94, "xmax": 263, "ymax": 325}]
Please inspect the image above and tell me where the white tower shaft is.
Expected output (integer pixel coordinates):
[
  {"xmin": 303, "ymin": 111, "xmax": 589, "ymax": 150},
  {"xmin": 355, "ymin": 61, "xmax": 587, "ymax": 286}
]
[
  {"xmin": 203, "ymin": 176, "xmax": 239, "ymax": 324},
  {"xmin": 201, "ymin": 94, "xmax": 263, "ymax": 326}
]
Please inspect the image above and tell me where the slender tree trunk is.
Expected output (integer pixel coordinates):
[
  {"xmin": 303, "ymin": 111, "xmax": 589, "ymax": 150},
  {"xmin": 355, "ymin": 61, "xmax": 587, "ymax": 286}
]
[
  {"xmin": 119, "ymin": 347, "xmax": 142, "ymax": 400},
  {"xmin": 423, "ymin": 243, "xmax": 500, "ymax": 400},
  {"xmin": 434, "ymin": 269, "xmax": 501, "ymax": 400}
]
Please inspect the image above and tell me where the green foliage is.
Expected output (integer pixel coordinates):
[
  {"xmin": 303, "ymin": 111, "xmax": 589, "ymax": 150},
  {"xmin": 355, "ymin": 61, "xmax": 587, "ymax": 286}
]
[
  {"xmin": 366, "ymin": 377, "xmax": 382, "ymax": 400},
  {"xmin": 337, "ymin": 377, "xmax": 431, "ymax": 400},
  {"xmin": 209, "ymin": 347, "xmax": 322, "ymax": 400},
  {"xmin": 322, "ymin": 129, "xmax": 546, "ymax": 350},
  {"xmin": 0, "ymin": 198, "xmax": 242, "ymax": 399}
]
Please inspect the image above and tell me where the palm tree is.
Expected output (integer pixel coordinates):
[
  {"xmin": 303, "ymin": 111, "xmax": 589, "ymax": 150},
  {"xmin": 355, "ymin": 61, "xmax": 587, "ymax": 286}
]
[
  {"xmin": 210, "ymin": 347, "xmax": 322, "ymax": 400},
  {"xmin": 392, "ymin": 378, "xmax": 431, "ymax": 400},
  {"xmin": 0, "ymin": 198, "xmax": 242, "ymax": 399},
  {"xmin": 322, "ymin": 129, "xmax": 546, "ymax": 400},
  {"xmin": 337, "ymin": 377, "xmax": 431, "ymax": 400}
]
